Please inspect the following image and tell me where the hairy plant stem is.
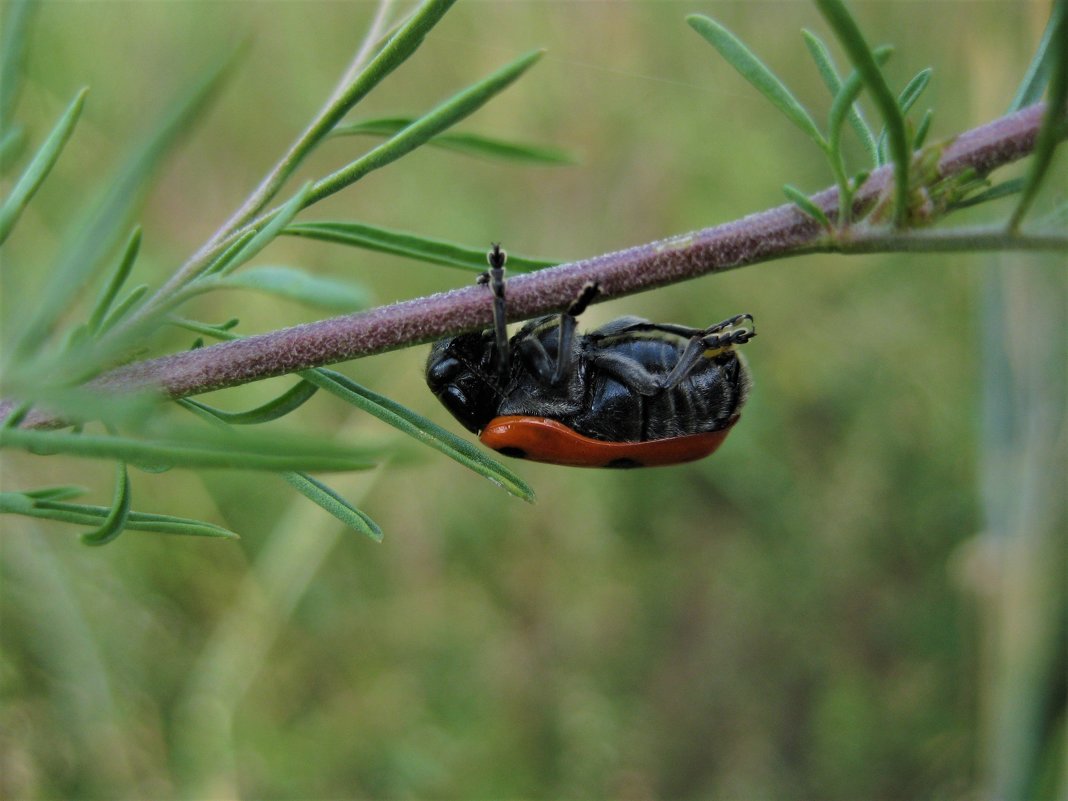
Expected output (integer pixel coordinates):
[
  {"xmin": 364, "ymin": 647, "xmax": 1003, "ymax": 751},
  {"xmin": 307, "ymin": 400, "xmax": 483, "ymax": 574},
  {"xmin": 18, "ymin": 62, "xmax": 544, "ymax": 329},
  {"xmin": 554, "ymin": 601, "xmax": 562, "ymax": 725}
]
[
  {"xmin": 0, "ymin": 102, "xmax": 1056, "ymax": 429},
  {"xmin": 810, "ymin": 228, "xmax": 1067, "ymax": 254}
]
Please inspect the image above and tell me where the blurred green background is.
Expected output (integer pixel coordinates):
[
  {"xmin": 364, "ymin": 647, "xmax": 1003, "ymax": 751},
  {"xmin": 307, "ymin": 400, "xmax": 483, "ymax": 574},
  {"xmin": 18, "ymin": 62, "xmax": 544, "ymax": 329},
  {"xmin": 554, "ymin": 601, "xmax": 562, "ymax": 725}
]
[{"xmin": 1, "ymin": 2, "xmax": 1064, "ymax": 799}]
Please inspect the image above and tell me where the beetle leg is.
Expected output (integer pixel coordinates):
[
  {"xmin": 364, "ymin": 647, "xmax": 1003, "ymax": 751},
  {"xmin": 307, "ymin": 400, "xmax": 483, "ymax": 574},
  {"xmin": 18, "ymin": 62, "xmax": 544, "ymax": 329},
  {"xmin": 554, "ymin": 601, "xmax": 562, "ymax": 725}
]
[
  {"xmin": 515, "ymin": 335, "xmax": 555, "ymax": 383},
  {"xmin": 588, "ymin": 350, "xmax": 662, "ymax": 395},
  {"xmin": 512, "ymin": 281, "xmax": 600, "ymax": 387},
  {"xmin": 551, "ymin": 282, "xmax": 599, "ymax": 384},
  {"xmin": 589, "ymin": 313, "xmax": 754, "ymax": 344},
  {"xmin": 481, "ymin": 244, "xmax": 510, "ymax": 381},
  {"xmin": 657, "ymin": 314, "xmax": 756, "ymax": 391}
]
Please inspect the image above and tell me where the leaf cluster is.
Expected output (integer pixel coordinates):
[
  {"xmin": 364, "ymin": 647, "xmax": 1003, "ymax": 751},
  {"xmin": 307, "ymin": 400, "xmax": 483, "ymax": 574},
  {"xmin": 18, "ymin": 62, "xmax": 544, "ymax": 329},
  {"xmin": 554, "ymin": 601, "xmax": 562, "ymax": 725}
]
[
  {"xmin": 687, "ymin": 0, "xmax": 1067, "ymax": 233},
  {"xmin": 1, "ymin": 0, "xmax": 564, "ymax": 543}
]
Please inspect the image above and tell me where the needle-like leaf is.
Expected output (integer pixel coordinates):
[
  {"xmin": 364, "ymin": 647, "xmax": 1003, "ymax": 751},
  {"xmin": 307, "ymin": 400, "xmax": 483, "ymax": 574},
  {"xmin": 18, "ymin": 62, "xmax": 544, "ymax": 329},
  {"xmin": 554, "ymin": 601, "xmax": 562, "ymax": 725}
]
[
  {"xmin": 0, "ymin": 87, "xmax": 88, "ymax": 244},
  {"xmin": 304, "ymin": 368, "xmax": 535, "ymax": 502},
  {"xmin": 223, "ymin": 0, "xmax": 459, "ymax": 228},
  {"xmin": 96, "ymin": 284, "xmax": 148, "ymax": 334},
  {"xmin": 0, "ymin": 426, "xmax": 381, "ymax": 472},
  {"xmin": 5, "ymin": 48, "xmax": 235, "ymax": 367},
  {"xmin": 1010, "ymin": 1, "xmax": 1065, "ymax": 111},
  {"xmin": 802, "ymin": 29, "xmax": 877, "ymax": 163},
  {"xmin": 688, "ymin": 15, "xmax": 825, "ymax": 149},
  {"xmin": 303, "ymin": 49, "xmax": 544, "ymax": 207},
  {"xmin": 210, "ymin": 265, "xmax": 372, "ymax": 311},
  {"xmin": 87, "ymin": 227, "xmax": 141, "ymax": 334},
  {"xmin": 1009, "ymin": 0, "xmax": 1068, "ymax": 230},
  {"xmin": 948, "ymin": 178, "xmax": 1026, "ymax": 211},
  {"xmin": 210, "ymin": 183, "xmax": 312, "ymax": 279},
  {"xmin": 22, "ymin": 485, "xmax": 87, "ymax": 502},
  {"xmin": 201, "ymin": 230, "xmax": 256, "ymax": 278},
  {"xmin": 783, "ymin": 184, "xmax": 831, "ymax": 228},
  {"xmin": 333, "ymin": 117, "xmax": 576, "ymax": 165},
  {"xmin": 913, "ymin": 109, "xmax": 933, "ymax": 149},
  {"xmin": 897, "ymin": 68, "xmax": 933, "ymax": 116},
  {"xmin": 1, "ymin": 492, "xmax": 238, "ymax": 538},
  {"xmin": 816, "ymin": 0, "xmax": 910, "ymax": 226},
  {"xmin": 828, "ymin": 45, "xmax": 893, "ymax": 164},
  {"xmin": 284, "ymin": 221, "xmax": 557, "ymax": 273},
  {"xmin": 282, "ymin": 472, "xmax": 383, "ymax": 542},
  {"xmin": 178, "ymin": 380, "xmax": 319, "ymax": 425},
  {"xmin": 79, "ymin": 461, "xmax": 131, "ymax": 545}
]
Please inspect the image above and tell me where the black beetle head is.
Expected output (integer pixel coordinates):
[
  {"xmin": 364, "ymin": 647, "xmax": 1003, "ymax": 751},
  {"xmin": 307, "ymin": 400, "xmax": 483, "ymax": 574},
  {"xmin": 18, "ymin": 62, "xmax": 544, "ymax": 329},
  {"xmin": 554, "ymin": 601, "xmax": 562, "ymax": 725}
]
[{"xmin": 425, "ymin": 330, "xmax": 503, "ymax": 434}]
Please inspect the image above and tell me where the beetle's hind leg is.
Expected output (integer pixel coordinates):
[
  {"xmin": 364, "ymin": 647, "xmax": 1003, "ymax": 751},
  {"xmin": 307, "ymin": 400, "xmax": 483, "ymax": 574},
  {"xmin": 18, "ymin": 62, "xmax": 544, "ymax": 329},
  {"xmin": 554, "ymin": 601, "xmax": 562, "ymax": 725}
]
[{"xmin": 658, "ymin": 313, "xmax": 756, "ymax": 392}]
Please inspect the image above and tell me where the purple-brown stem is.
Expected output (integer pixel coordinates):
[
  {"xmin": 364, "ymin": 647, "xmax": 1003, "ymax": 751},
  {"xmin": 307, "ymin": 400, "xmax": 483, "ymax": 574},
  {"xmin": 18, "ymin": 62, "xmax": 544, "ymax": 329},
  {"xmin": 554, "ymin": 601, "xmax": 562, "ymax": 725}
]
[{"xmin": 0, "ymin": 103, "xmax": 1051, "ymax": 428}]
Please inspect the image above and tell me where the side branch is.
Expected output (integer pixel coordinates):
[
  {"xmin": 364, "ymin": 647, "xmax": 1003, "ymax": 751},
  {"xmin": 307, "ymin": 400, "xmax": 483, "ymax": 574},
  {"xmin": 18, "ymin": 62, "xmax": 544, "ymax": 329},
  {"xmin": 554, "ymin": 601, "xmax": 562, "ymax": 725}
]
[{"xmin": 1, "ymin": 102, "xmax": 1051, "ymax": 428}]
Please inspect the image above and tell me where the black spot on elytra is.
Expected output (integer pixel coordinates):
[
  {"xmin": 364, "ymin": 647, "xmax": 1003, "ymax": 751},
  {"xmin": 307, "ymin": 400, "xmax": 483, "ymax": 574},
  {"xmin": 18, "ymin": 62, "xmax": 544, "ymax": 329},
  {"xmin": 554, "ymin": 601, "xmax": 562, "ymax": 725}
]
[{"xmin": 497, "ymin": 446, "xmax": 527, "ymax": 459}]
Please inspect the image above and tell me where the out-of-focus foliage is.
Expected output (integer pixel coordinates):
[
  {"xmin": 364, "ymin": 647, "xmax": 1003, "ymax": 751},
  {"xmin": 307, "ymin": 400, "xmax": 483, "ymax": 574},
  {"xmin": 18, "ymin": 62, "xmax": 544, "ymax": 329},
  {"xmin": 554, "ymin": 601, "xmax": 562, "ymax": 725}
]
[{"xmin": 0, "ymin": 3, "xmax": 1063, "ymax": 800}]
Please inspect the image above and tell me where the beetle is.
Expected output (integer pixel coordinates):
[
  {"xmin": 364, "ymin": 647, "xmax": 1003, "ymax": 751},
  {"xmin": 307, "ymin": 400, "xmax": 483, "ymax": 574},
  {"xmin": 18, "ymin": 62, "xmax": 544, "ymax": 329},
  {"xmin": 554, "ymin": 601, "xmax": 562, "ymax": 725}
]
[{"xmin": 425, "ymin": 244, "xmax": 755, "ymax": 468}]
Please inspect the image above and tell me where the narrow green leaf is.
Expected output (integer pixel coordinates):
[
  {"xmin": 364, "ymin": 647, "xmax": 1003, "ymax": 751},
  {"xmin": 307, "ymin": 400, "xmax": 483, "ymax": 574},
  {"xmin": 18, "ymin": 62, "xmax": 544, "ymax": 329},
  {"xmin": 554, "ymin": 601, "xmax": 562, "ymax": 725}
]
[
  {"xmin": 218, "ymin": 184, "xmax": 313, "ymax": 279},
  {"xmin": 284, "ymin": 220, "xmax": 557, "ymax": 273},
  {"xmin": 5, "ymin": 47, "xmax": 235, "ymax": 367},
  {"xmin": 1, "ymin": 494, "xmax": 238, "ymax": 538},
  {"xmin": 828, "ymin": 45, "xmax": 893, "ymax": 166},
  {"xmin": 913, "ymin": 109, "xmax": 933, "ymax": 149},
  {"xmin": 251, "ymin": 0, "xmax": 459, "ymax": 205},
  {"xmin": 304, "ymin": 368, "xmax": 535, "ymax": 502},
  {"xmin": 334, "ymin": 117, "xmax": 575, "ymax": 165},
  {"xmin": 897, "ymin": 68, "xmax": 932, "ymax": 116},
  {"xmin": 1009, "ymin": 1, "xmax": 1068, "ymax": 230},
  {"xmin": 0, "ymin": 426, "xmax": 380, "ymax": 472},
  {"xmin": 202, "ymin": 229, "xmax": 256, "ymax": 277},
  {"xmin": 0, "ymin": 492, "xmax": 34, "ymax": 513},
  {"xmin": 1010, "ymin": 1, "xmax": 1065, "ymax": 111},
  {"xmin": 22, "ymin": 485, "xmax": 87, "ymax": 501},
  {"xmin": 949, "ymin": 178, "xmax": 1026, "ymax": 211},
  {"xmin": 783, "ymin": 184, "xmax": 831, "ymax": 228},
  {"xmin": 282, "ymin": 472, "xmax": 383, "ymax": 542},
  {"xmin": 80, "ymin": 461, "xmax": 131, "ymax": 545},
  {"xmin": 213, "ymin": 265, "xmax": 372, "ymax": 311},
  {"xmin": 306, "ymin": 49, "xmax": 544, "ymax": 206},
  {"xmin": 173, "ymin": 368, "xmax": 381, "ymax": 540},
  {"xmin": 87, "ymin": 227, "xmax": 142, "ymax": 334},
  {"xmin": 96, "ymin": 284, "xmax": 148, "ymax": 334},
  {"xmin": 169, "ymin": 317, "xmax": 241, "ymax": 340},
  {"xmin": 816, "ymin": 0, "xmax": 910, "ymax": 226},
  {"xmin": 688, "ymin": 15, "xmax": 825, "ymax": 148},
  {"xmin": 877, "ymin": 70, "xmax": 934, "ymax": 160},
  {"xmin": 178, "ymin": 380, "xmax": 318, "ymax": 425},
  {"xmin": 802, "ymin": 29, "xmax": 878, "ymax": 163},
  {"xmin": 0, "ymin": 87, "xmax": 88, "ymax": 245},
  {"xmin": 0, "ymin": 0, "xmax": 36, "ymax": 128},
  {"xmin": 1, "ymin": 401, "xmax": 31, "ymax": 429}
]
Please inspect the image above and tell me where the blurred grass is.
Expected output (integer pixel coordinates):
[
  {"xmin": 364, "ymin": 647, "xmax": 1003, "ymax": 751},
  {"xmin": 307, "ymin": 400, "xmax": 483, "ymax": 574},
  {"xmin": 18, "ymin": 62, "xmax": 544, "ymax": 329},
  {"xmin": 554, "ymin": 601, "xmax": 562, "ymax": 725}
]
[{"xmin": 1, "ymin": 2, "xmax": 1063, "ymax": 799}]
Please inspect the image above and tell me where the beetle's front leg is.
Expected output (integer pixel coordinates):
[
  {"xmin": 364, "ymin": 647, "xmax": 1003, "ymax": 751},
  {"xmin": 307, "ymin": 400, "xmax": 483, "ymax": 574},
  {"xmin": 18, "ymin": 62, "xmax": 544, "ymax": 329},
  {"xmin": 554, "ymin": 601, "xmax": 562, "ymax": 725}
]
[{"xmin": 478, "ymin": 243, "xmax": 510, "ymax": 381}]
